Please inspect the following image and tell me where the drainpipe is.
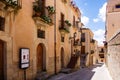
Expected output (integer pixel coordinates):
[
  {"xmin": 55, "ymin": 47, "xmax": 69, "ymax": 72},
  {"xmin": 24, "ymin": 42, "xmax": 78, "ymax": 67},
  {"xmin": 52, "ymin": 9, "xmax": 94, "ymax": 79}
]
[{"xmin": 54, "ymin": 0, "xmax": 57, "ymax": 74}]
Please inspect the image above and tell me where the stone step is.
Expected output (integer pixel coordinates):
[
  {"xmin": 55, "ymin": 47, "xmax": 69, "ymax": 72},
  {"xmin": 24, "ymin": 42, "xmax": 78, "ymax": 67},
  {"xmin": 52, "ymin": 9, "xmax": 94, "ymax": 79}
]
[{"xmin": 35, "ymin": 71, "xmax": 49, "ymax": 80}]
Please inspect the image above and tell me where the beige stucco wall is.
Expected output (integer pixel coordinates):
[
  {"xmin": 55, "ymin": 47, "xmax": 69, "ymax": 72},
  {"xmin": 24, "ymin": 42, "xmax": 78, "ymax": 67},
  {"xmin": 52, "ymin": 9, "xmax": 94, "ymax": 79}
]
[
  {"xmin": 81, "ymin": 28, "xmax": 96, "ymax": 66},
  {"xmin": 0, "ymin": 0, "xmax": 82, "ymax": 80},
  {"xmin": 106, "ymin": 0, "xmax": 120, "ymax": 41},
  {"xmin": 106, "ymin": 1, "xmax": 120, "ymax": 80}
]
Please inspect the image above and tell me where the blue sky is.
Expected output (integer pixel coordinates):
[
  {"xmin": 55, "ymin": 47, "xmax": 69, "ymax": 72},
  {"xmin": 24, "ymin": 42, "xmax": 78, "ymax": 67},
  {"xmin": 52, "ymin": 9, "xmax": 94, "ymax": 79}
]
[{"xmin": 74, "ymin": 0, "xmax": 107, "ymax": 46}]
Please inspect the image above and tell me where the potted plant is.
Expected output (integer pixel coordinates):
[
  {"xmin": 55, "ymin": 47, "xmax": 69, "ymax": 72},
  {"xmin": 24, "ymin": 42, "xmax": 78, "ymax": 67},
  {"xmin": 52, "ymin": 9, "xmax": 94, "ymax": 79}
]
[
  {"xmin": 33, "ymin": 5, "xmax": 41, "ymax": 17},
  {"xmin": 65, "ymin": 20, "xmax": 71, "ymax": 26},
  {"xmin": 47, "ymin": 6, "xmax": 55, "ymax": 15},
  {"xmin": 41, "ymin": 15, "xmax": 52, "ymax": 24}
]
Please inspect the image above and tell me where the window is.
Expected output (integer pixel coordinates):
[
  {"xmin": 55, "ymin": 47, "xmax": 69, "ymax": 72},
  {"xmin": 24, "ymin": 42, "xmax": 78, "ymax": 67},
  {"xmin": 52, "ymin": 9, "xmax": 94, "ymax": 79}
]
[
  {"xmin": 61, "ymin": 36, "xmax": 64, "ymax": 42},
  {"xmin": 81, "ymin": 33, "xmax": 85, "ymax": 42},
  {"xmin": 38, "ymin": 0, "xmax": 46, "ymax": 16},
  {"xmin": 0, "ymin": 17, "xmax": 5, "ymax": 31},
  {"xmin": 73, "ymin": 16, "xmax": 75, "ymax": 26},
  {"xmin": 116, "ymin": 4, "xmax": 120, "ymax": 8},
  {"xmin": 76, "ymin": 21, "xmax": 79, "ymax": 28},
  {"xmin": 61, "ymin": 13, "xmax": 65, "ymax": 28},
  {"xmin": 37, "ymin": 29, "xmax": 45, "ymax": 39}
]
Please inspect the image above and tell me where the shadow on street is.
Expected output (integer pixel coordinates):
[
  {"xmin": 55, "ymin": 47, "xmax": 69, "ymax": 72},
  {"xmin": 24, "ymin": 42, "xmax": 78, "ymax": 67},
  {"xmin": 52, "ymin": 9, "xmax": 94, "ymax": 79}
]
[{"xmin": 48, "ymin": 63, "xmax": 104, "ymax": 80}]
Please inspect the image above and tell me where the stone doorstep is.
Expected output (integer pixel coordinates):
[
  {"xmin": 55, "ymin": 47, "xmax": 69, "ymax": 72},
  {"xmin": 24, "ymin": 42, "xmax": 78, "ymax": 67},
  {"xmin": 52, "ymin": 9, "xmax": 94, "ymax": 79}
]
[{"xmin": 35, "ymin": 72, "xmax": 49, "ymax": 80}]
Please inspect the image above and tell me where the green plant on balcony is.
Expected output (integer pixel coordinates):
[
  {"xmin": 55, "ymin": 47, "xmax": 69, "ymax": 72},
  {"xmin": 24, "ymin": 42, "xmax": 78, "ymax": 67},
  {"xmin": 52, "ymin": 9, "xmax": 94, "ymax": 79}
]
[
  {"xmin": 47, "ymin": 6, "xmax": 55, "ymax": 15},
  {"xmin": 33, "ymin": 5, "xmax": 41, "ymax": 17},
  {"xmin": 65, "ymin": 20, "xmax": 71, "ymax": 27},
  {"xmin": 41, "ymin": 15, "xmax": 52, "ymax": 24},
  {"xmin": 3, "ymin": 0, "xmax": 20, "ymax": 9},
  {"xmin": 59, "ymin": 27, "xmax": 69, "ymax": 33}
]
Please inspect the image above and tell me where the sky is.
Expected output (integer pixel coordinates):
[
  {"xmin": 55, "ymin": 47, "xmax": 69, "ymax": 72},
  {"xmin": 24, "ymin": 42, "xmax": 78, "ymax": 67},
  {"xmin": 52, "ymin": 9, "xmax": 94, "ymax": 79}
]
[{"xmin": 74, "ymin": 0, "xmax": 107, "ymax": 46}]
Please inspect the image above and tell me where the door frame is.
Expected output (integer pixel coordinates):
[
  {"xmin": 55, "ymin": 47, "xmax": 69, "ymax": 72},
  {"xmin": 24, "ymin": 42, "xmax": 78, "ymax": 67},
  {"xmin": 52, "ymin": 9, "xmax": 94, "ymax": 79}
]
[
  {"xmin": 61, "ymin": 47, "xmax": 64, "ymax": 68},
  {"xmin": 36, "ymin": 43, "xmax": 46, "ymax": 72}
]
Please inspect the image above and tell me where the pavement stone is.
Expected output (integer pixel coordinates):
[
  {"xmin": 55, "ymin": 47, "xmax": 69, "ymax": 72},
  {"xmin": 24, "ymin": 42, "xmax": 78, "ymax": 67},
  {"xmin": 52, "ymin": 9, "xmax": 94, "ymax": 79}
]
[{"xmin": 48, "ymin": 63, "xmax": 113, "ymax": 80}]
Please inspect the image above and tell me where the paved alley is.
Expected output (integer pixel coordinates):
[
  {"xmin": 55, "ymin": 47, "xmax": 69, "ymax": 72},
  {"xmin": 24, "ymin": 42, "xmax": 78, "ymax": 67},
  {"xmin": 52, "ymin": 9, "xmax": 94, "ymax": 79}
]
[{"xmin": 48, "ymin": 63, "xmax": 113, "ymax": 80}]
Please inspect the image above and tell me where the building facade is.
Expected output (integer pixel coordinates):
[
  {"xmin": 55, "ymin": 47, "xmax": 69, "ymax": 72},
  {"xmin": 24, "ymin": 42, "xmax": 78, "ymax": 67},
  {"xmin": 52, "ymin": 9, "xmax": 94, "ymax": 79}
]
[
  {"xmin": 0, "ymin": 0, "xmax": 82, "ymax": 80},
  {"xmin": 80, "ymin": 28, "xmax": 97, "ymax": 67},
  {"xmin": 97, "ymin": 46, "xmax": 105, "ymax": 63},
  {"xmin": 106, "ymin": 0, "xmax": 120, "ymax": 80}
]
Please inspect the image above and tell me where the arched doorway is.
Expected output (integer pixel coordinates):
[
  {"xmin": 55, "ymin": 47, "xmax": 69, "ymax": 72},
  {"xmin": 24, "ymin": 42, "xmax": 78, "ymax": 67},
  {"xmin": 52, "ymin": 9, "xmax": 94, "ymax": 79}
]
[
  {"xmin": 61, "ymin": 47, "xmax": 64, "ymax": 68},
  {"xmin": 37, "ymin": 43, "xmax": 46, "ymax": 72},
  {"xmin": 0, "ymin": 40, "xmax": 5, "ymax": 80}
]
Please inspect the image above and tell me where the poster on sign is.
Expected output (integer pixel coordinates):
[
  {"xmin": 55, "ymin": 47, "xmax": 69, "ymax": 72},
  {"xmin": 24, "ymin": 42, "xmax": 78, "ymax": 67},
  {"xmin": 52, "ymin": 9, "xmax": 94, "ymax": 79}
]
[{"xmin": 20, "ymin": 48, "xmax": 30, "ymax": 69}]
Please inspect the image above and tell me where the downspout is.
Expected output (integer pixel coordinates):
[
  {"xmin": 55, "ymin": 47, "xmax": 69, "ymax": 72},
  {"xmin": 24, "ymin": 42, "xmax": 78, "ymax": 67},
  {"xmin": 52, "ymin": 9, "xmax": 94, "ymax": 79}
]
[{"xmin": 54, "ymin": 0, "xmax": 57, "ymax": 74}]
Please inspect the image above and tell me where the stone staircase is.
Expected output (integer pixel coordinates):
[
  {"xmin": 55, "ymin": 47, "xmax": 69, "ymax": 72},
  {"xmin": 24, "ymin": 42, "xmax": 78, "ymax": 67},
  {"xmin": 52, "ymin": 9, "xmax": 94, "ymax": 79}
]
[
  {"xmin": 67, "ymin": 55, "xmax": 79, "ymax": 68},
  {"xmin": 35, "ymin": 71, "xmax": 49, "ymax": 80}
]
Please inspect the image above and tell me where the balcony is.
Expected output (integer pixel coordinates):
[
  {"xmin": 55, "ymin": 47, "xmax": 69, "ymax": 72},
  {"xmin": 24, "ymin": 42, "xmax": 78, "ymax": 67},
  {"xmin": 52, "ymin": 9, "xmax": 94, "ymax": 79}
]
[
  {"xmin": 91, "ymin": 39, "xmax": 95, "ymax": 43},
  {"xmin": 59, "ymin": 20, "xmax": 70, "ymax": 33},
  {"xmin": 74, "ymin": 39, "xmax": 81, "ymax": 46},
  {"xmin": 99, "ymin": 54, "xmax": 104, "ymax": 58},
  {"xmin": 0, "ymin": 0, "xmax": 21, "ymax": 11},
  {"xmin": 32, "ymin": 1, "xmax": 55, "ymax": 26},
  {"xmin": 81, "ymin": 38, "xmax": 85, "ymax": 42},
  {"xmin": 90, "ymin": 50, "xmax": 94, "ymax": 54},
  {"xmin": 59, "ymin": 27, "xmax": 69, "ymax": 33}
]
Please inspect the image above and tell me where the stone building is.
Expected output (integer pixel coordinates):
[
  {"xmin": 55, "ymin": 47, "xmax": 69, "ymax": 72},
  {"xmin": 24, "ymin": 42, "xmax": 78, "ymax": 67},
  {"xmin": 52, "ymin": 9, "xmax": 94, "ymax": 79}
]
[
  {"xmin": 97, "ymin": 46, "xmax": 105, "ymax": 63},
  {"xmin": 0, "ymin": 0, "xmax": 82, "ymax": 80},
  {"xmin": 80, "ymin": 28, "xmax": 97, "ymax": 67},
  {"xmin": 106, "ymin": 0, "xmax": 120, "ymax": 80}
]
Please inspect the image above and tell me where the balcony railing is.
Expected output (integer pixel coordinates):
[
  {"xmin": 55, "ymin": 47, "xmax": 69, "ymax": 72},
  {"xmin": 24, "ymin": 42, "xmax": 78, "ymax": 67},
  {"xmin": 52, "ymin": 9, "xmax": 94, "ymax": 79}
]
[
  {"xmin": 91, "ymin": 39, "xmax": 95, "ymax": 43},
  {"xmin": 74, "ymin": 39, "xmax": 81, "ymax": 46},
  {"xmin": 59, "ymin": 27, "xmax": 69, "ymax": 33},
  {"xmin": 81, "ymin": 38, "xmax": 85, "ymax": 42},
  {"xmin": 0, "ymin": 0, "xmax": 22, "ymax": 10},
  {"xmin": 32, "ymin": 1, "xmax": 55, "ymax": 25},
  {"xmin": 59, "ymin": 20, "xmax": 70, "ymax": 33}
]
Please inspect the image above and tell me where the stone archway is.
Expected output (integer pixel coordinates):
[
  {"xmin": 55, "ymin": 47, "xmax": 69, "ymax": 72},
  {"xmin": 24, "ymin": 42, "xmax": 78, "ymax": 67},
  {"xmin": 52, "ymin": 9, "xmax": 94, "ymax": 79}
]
[
  {"xmin": 0, "ymin": 40, "xmax": 6, "ymax": 80},
  {"xmin": 61, "ymin": 47, "xmax": 65, "ymax": 68},
  {"xmin": 37, "ymin": 43, "xmax": 46, "ymax": 72}
]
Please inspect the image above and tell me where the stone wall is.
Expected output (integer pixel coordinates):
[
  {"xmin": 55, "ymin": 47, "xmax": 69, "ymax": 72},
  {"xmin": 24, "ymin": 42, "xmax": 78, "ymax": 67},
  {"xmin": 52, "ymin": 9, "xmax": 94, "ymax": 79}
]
[{"xmin": 107, "ymin": 32, "xmax": 120, "ymax": 80}]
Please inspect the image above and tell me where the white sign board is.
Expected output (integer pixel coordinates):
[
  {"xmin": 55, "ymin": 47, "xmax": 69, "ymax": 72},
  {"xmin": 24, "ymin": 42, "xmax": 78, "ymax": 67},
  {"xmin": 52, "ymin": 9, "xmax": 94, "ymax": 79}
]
[{"xmin": 20, "ymin": 48, "xmax": 30, "ymax": 69}]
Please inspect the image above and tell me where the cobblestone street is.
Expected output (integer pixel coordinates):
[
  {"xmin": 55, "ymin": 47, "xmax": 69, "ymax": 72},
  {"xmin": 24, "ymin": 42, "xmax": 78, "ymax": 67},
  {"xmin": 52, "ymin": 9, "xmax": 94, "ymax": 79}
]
[{"xmin": 48, "ymin": 63, "xmax": 112, "ymax": 80}]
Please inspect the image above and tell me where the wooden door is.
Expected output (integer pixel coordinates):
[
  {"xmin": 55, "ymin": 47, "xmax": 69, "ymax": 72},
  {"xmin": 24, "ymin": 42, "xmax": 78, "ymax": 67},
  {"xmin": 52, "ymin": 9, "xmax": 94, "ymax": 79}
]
[
  {"xmin": 81, "ymin": 46, "xmax": 85, "ymax": 54},
  {"xmin": 0, "ymin": 40, "xmax": 4, "ymax": 80},
  {"xmin": 61, "ymin": 48, "xmax": 64, "ymax": 68},
  {"xmin": 37, "ymin": 44, "xmax": 43, "ymax": 72}
]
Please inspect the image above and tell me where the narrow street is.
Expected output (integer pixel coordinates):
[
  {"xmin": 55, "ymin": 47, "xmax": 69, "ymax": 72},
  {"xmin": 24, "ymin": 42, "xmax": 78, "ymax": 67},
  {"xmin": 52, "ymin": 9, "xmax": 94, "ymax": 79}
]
[{"xmin": 48, "ymin": 63, "xmax": 112, "ymax": 80}]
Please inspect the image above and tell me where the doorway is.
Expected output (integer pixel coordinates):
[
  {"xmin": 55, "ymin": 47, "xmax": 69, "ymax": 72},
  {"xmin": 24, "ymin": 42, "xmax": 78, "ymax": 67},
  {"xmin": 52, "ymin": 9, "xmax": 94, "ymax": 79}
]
[
  {"xmin": 61, "ymin": 47, "xmax": 64, "ymax": 68},
  {"xmin": 80, "ymin": 46, "xmax": 86, "ymax": 68},
  {"xmin": 37, "ymin": 43, "xmax": 46, "ymax": 72},
  {"xmin": 0, "ymin": 40, "xmax": 5, "ymax": 80}
]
